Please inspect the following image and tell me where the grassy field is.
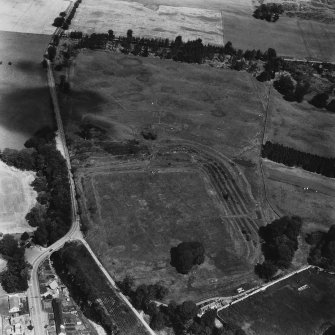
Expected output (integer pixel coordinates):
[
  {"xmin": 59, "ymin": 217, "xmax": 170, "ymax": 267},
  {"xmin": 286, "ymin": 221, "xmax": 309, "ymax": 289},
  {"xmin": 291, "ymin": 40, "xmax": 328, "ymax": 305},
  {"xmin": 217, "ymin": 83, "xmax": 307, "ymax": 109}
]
[
  {"xmin": 0, "ymin": 30, "xmax": 54, "ymax": 149},
  {"xmin": 0, "ymin": 0, "xmax": 69, "ymax": 34},
  {"xmin": 66, "ymin": 49, "xmax": 334, "ymax": 302},
  {"xmin": 0, "ymin": 161, "xmax": 37, "ymax": 234},
  {"xmin": 263, "ymin": 160, "xmax": 335, "ymax": 232},
  {"xmin": 68, "ymin": 50, "xmax": 262, "ymax": 160},
  {"xmin": 78, "ymin": 169, "xmax": 258, "ymax": 302},
  {"xmin": 222, "ymin": 13, "xmax": 335, "ymax": 60},
  {"xmin": 218, "ymin": 268, "xmax": 335, "ymax": 335},
  {"xmin": 70, "ymin": 0, "xmax": 335, "ymax": 60},
  {"xmin": 265, "ymin": 88, "xmax": 335, "ymax": 158}
]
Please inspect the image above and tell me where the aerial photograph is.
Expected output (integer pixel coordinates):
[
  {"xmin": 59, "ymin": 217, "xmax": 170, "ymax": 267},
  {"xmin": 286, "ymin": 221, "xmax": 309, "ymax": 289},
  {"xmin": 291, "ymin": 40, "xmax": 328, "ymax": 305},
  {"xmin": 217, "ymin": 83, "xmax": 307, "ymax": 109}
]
[{"xmin": 0, "ymin": 0, "xmax": 334, "ymax": 334}]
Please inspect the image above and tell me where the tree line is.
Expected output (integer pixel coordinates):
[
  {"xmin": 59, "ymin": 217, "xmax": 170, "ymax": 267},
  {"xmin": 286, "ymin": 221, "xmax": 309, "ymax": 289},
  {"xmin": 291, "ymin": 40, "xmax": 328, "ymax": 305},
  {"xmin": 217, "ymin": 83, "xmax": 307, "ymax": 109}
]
[
  {"xmin": 68, "ymin": 29, "xmax": 273, "ymax": 69},
  {"xmin": 52, "ymin": 0, "xmax": 82, "ymax": 31},
  {"xmin": 117, "ymin": 276, "xmax": 245, "ymax": 335},
  {"xmin": 51, "ymin": 242, "xmax": 120, "ymax": 334},
  {"xmin": 308, "ymin": 225, "xmax": 335, "ymax": 270},
  {"xmin": 273, "ymin": 74, "xmax": 335, "ymax": 108},
  {"xmin": 262, "ymin": 141, "xmax": 335, "ymax": 178},
  {"xmin": 0, "ymin": 235, "xmax": 31, "ymax": 292},
  {"xmin": 255, "ymin": 216, "xmax": 302, "ymax": 281},
  {"xmin": 0, "ymin": 127, "xmax": 72, "ymax": 246}
]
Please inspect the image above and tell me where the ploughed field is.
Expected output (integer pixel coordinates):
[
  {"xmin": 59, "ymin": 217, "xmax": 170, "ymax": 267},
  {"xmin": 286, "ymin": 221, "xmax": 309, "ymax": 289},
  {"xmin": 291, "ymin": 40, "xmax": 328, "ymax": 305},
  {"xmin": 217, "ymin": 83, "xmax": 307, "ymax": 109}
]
[{"xmin": 218, "ymin": 268, "xmax": 335, "ymax": 335}]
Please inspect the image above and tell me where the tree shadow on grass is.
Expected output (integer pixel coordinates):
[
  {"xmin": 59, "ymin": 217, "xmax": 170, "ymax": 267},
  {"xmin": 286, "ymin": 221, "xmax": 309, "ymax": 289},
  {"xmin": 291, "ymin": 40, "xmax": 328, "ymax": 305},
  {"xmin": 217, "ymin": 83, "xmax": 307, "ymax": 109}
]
[{"xmin": 0, "ymin": 86, "xmax": 54, "ymax": 145}]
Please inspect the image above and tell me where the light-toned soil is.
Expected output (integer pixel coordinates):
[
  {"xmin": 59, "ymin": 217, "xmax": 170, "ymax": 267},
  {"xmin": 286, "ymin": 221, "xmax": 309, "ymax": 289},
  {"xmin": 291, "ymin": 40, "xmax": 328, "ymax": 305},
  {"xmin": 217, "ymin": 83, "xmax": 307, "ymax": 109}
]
[
  {"xmin": 0, "ymin": 161, "xmax": 37, "ymax": 234},
  {"xmin": 0, "ymin": 0, "xmax": 69, "ymax": 35},
  {"xmin": 70, "ymin": 0, "xmax": 335, "ymax": 60},
  {"xmin": 71, "ymin": 0, "xmax": 223, "ymax": 45},
  {"xmin": 0, "ymin": 30, "xmax": 54, "ymax": 149}
]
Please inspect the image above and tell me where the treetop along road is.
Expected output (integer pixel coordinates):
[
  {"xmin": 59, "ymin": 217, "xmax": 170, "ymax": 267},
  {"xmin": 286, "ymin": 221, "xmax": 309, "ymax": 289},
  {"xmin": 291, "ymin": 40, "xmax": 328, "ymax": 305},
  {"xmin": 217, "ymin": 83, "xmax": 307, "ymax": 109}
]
[{"xmin": 27, "ymin": 55, "xmax": 155, "ymax": 334}]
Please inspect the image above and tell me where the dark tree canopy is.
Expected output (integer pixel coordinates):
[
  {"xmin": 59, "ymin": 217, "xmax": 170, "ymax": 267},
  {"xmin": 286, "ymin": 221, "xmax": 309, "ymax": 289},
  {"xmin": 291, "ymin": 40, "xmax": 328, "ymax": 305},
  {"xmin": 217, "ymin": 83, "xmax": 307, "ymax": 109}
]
[
  {"xmin": 21, "ymin": 232, "xmax": 30, "ymax": 241},
  {"xmin": 309, "ymin": 225, "xmax": 335, "ymax": 270},
  {"xmin": 309, "ymin": 93, "xmax": 329, "ymax": 109},
  {"xmin": 0, "ymin": 235, "xmax": 18, "ymax": 257},
  {"xmin": 262, "ymin": 141, "xmax": 335, "ymax": 178},
  {"xmin": 0, "ymin": 235, "xmax": 30, "ymax": 292},
  {"xmin": 273, "ymin": 75, "xmax": 294, "ymax": 98},
  {"xmin": 253, "ymin": 3, "xmax": 284, "ymax": 22},
  {"xmin": 255, "ymin": 261, "xmax": 277, "ymax": 281},
  {"xmin": 170, "ymin": 241, "xmax": 205, "ymax": 274},
  {"xmin": 256, "ymin": 216, "xmax": 302, "ymax": 279},
  {"xmin": 326, "ymin": 99, "xmax": 335, "ymax": 113},
  {"xmin": 324, "ymin": 326, "xmax": 335, "ymax": 335}
]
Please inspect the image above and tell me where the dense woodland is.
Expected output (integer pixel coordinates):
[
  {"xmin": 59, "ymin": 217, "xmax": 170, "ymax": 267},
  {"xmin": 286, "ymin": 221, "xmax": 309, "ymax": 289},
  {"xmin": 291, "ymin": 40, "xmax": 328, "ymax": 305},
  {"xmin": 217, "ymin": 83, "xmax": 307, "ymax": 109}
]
[
  {"xmin": 262, "ymin": 141, "xmax": 335, "ymax": 177},
  {"xmin": 0, "ymin": 235, "xmax": 31, "ymax": 292},
  {"xmin": 0, "ymin": 127, "xmax": 72, "ymax": 246},
  {"xmin": 308, "ymin": 225, "xmax": 335, "ymax": 270},
  {"xmin": 255, "ymin": 216, "xmax": 302, "ymax": 280}
]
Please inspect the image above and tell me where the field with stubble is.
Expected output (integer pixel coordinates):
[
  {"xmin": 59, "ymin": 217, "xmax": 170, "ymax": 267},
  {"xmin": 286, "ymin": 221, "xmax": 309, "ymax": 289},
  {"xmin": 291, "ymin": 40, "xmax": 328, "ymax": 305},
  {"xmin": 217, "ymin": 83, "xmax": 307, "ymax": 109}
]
[
  {"xmin": 0, "ymin": 161, "xmax": 37, "ymax": 234},
  {"xmin": 70, "ymin": 0, "xmax": 335, "ymax": 60}
]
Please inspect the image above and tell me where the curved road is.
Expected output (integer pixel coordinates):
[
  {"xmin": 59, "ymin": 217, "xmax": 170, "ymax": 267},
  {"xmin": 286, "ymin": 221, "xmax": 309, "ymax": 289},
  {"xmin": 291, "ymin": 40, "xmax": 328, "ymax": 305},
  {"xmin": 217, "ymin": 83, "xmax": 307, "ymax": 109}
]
[{"xmin": 27, "ymin": 60, "xmax": 155, "ymax": 335}]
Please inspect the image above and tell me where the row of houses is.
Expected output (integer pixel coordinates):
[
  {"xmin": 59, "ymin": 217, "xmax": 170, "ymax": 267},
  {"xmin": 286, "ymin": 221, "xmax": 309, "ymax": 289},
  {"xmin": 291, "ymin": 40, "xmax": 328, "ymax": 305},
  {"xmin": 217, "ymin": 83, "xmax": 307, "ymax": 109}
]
[{"xmin": 0, "ymin": 294, "xmax": 32, "ymax": 335}]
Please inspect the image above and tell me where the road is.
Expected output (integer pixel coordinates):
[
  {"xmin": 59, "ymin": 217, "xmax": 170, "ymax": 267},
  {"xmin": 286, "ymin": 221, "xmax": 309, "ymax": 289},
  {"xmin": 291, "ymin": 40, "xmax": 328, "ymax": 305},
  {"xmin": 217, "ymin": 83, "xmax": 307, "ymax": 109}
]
[{"xmin": 26, "ymin": 58, "xmax": 155, "ymax": 335}]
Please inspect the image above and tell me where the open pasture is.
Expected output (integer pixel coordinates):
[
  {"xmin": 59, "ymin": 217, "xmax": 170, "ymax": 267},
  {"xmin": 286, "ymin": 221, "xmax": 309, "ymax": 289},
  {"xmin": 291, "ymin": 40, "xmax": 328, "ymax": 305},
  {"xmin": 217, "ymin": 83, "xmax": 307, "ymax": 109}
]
[
  {"xmin": 0, "ymin": 0, "xmax": 69, "ymax": 35},
  {"xmin": 265, "ymin": 88, "xmax": 335, "ymax": 158},
  {"xmin": 70, "ymin": 50, "xmax": 263, "ymax": 160},
  {"xmin": 219, "ymin": 268, "xmax": 335, "ymax": 335},
  {"xmin": 0, "ymin": 161, "xmax": 37, "ymax": 234},
  {"xmin": 222, "ymin": 13, "xmax": 335, "ymax": 60},
  {"xmin": 0, "ymin": 30, "xmax": 54, "ymax": 149},
  {"xmin": 263, "ymin": 160, "xmax": 335, "ymax": 231},
  {"xmin": 78, "ymin": 169, "xmax": 258, "ymax": 302}
]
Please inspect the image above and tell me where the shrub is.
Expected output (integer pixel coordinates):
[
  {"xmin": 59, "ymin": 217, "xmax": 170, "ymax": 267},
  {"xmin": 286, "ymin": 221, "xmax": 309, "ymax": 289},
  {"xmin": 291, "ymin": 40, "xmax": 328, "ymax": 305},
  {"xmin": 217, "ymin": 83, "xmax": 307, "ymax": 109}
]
[{"xmin": 309, "ymin": 93, "xmax": 329, "ymax": 108}]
